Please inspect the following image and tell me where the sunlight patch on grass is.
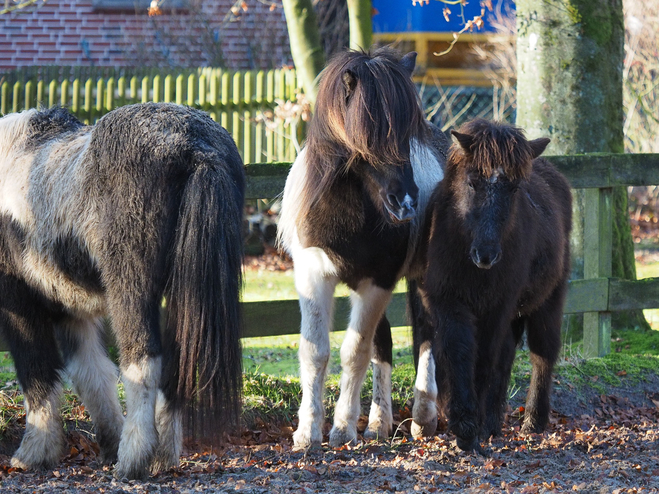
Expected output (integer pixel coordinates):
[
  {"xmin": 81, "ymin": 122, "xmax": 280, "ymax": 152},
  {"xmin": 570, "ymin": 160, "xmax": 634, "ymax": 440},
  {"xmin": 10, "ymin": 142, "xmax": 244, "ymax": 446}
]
[
  {"xmin": 242, "ymin": 326, "xmax": 414, "ymax": 377},
  {"xmin": 636, "ymin": 261, "xmax": 659, "ymax": 329},
  {"xmin": 242, "ymin": 269, "xmax": 406, "ymax": 302}
]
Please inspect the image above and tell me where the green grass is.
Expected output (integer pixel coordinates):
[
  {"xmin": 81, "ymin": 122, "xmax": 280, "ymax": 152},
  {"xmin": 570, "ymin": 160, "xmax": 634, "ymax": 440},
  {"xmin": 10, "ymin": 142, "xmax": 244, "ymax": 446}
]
[
  {"xmin": 241, "ymin": 269, "xmax": 406, "ymax": 302},
  {"xmin": 242, "ymin": 326, "xmax": 414, "ymax": 377},
  {"xmin": 636, "ymin": 261, "xmax": 659, "ymax": 329}
]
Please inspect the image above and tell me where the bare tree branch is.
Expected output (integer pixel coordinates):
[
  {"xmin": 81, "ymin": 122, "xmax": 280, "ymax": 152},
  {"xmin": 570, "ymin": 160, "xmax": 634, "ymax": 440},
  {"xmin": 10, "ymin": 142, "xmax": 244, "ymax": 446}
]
[{"xmin": 1, "ymin": 0, "xmax": 46, "ymax": 15}]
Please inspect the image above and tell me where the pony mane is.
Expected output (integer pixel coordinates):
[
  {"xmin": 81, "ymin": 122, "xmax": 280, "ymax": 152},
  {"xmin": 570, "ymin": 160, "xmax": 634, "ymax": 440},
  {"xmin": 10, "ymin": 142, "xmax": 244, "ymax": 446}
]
[
  {"xmin": 25, "ymin": 107, "xmax": 85, "ymax": 150},
  {"xmin": 299, "ymin": 47, "xmax": 428, "ymax": 224},
  {"xmin": 449, "ymin": 119, "xmax": 534, "ymax": 180},
  {"xmin": 0, "ymin": 109, "xmax": 36, "ymax": 157}
]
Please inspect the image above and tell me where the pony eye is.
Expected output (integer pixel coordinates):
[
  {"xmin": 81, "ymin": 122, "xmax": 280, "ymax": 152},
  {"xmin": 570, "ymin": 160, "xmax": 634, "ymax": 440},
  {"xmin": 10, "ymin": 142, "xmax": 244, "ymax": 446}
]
[{"xmin": 467, "ymin": 180, "xmax": 475, "ymax": 190}]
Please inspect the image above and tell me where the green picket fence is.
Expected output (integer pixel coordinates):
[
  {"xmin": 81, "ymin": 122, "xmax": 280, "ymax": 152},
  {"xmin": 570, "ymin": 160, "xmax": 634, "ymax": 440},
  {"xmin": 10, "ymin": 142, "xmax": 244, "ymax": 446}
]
[{"xmin": 0, "ymin": 67, "xmax": 302, "ymax": 164}]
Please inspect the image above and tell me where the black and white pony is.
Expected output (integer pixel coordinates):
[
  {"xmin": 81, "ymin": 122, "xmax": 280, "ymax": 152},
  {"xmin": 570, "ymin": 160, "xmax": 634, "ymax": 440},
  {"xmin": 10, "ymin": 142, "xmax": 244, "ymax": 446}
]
[
  {"xmin": 0, "ymin": 103, "xmax": 244, "ymax": 479},
  {"xmin": 277, "ymin": 48, "xmax": 448, "ymax": 448}
]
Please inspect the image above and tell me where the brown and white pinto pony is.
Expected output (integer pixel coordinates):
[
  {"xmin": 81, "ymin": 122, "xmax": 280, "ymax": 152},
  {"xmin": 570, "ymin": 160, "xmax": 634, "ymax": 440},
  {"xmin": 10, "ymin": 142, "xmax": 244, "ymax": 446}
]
[
  {"xmin": 277, "ymin": 48, "xmax": 448, "ymax": 449},
  {"xmin": 412, "ymin": 119, "xmax": 572, "ymax": 452}
]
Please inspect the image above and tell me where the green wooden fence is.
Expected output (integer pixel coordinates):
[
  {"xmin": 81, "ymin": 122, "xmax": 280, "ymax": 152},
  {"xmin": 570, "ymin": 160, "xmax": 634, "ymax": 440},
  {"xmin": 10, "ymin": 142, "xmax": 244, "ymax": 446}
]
[
  {"xmin": 0, "ymin": 67, "xmax": 302, "ymax": 164},
  {"xmin": 243, "ymin": 153, "xmax": 659, "ymax": 359}
]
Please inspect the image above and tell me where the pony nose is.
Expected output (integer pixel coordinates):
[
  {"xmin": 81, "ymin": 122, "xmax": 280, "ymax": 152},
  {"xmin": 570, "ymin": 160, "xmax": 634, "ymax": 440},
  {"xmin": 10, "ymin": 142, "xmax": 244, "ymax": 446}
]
[
  {"xmin": 470, "ymin": 246, "xmax": 502, "ymax": 269},
  {"xmin": 387, "ymin": 193, "xmax": 417, "ymax": 222}
]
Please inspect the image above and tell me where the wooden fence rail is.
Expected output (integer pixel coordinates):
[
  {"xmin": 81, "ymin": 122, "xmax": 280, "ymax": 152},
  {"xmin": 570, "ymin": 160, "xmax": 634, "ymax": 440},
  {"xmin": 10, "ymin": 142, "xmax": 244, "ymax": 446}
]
[
  {"xmin": 243, "ymin": 153, "xmax": 659, "ymax": 358},
  {"xmin": 0, "ymin": 68, "xmax": 302, "ymax": 164}
]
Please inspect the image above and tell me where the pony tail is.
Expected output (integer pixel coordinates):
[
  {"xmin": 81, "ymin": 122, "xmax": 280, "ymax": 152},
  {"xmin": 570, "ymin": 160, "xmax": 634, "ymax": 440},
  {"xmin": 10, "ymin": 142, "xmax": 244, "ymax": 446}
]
[{"xmin": 162, "ymin": 156, "xmax": 244, "ymax": 442}]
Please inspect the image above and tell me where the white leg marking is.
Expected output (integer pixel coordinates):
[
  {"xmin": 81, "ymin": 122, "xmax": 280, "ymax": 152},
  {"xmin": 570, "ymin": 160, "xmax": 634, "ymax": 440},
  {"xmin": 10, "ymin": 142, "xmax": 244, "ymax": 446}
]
[
  {"xmin": 116, "ymin": 356, "xmax": 161, "ymax": 479},
  {"xmin": 64, "ymin": 319, "xmax": 124, "ymax": 463},
  {"xmin": 365, "ymin": 361, "xmax": 393, "ymax": 441},
  {"xmin": 292, "ymin": 246, "xmax": 338, "ymax": 449},
  {"xmin": 329, "ymin": 282, "xmax": 392, "ymax": 447},
  {"xmin": 411, "ymin": 341, "xmax": 438, "ymax": 438},
  {"xmin": 11, "ymin": 386, "xmax": 65, "ymax": 470},
  {"xmin": 150, "ymin": 390, "xmax": 182, "ymax": 474}
]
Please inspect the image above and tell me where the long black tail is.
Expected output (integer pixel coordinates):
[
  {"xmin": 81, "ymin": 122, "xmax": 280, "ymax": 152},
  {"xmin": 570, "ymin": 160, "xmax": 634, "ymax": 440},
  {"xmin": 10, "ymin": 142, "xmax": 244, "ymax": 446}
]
[{"xmin": 163, "ymin": 153, "xmax": 245, "ymax": 441}]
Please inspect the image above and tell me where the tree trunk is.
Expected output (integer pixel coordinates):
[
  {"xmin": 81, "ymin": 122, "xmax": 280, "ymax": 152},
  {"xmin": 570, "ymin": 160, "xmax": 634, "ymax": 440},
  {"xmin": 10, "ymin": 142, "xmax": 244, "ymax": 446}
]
[
  {"xmin": 347, "ymin": 0, "xmax": 372, "ymax": 51},
  {"xmin": 282, "ymin": 0, "xmax": 326, "ymax": 107},
  {"xmin": 516, "ymin": 0, "xmax": 649, "ymax": 340}
]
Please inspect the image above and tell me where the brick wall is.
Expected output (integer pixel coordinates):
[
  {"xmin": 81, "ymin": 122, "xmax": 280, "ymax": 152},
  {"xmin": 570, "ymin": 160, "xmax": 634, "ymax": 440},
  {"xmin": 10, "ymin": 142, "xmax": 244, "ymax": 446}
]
[{"xmin": 0, "ymin": 0, "xmax": 292, "ymax": 70}]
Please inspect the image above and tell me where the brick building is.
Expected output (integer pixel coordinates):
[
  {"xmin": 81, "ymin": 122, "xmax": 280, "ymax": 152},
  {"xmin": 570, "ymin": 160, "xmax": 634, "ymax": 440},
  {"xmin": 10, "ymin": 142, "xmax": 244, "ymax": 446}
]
[{"xmin": 0, "ymin": 0, "xmax": 292, "ymax": 70}]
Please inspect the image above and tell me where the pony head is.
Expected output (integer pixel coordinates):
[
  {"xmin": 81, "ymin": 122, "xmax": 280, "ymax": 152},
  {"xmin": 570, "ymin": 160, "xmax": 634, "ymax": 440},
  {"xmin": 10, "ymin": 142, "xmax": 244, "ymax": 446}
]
[
  {"xmin": 302, "ymin": 47, "xmax": 428, "ymax": 224},
  {"xmin": 447, "ymin": 119, "xmax": 550, "ymax": 269}
]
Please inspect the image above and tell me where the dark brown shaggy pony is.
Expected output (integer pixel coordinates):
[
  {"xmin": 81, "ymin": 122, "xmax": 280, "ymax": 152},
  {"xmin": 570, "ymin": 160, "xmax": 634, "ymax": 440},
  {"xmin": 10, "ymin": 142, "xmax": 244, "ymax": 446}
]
[{"xmin": 412, "ymin": 119, "xmax": 572, "ymax": 452}]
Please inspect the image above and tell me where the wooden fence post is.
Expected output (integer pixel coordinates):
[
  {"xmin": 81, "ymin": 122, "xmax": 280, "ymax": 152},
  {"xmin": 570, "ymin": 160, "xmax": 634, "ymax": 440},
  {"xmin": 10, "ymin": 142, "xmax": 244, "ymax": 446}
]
[
  {"xmin": 84, "ymin": 78, "xmax": 93, "ymax": 124},
  {"xmin": 60, "ymin": 80, "xmax": 69, "ymax": 108},
  {"xmin": 1, "ymin": 81, "xmax": 8, "ymax": 115},
  {"xmin": 243, "ymin": 71, "xmax": 253, "ymax": 164},
  {"xmin": 232, "ymin": 72, "xmax": 242, "ymax": 154},
  {"xmin": 25, "ymin": 80, "xmax": 34, "ymax": 110},
  {"xmin": 583, "ymin": 186, "xmax": 613, "ymax": 358},
  {"xmin": 221, "ymin": 71, "xmax": 230, "ymax": 131},
  {"xmin": 255, "ymin": 70, "xmax": 265, "ymax": 163}
]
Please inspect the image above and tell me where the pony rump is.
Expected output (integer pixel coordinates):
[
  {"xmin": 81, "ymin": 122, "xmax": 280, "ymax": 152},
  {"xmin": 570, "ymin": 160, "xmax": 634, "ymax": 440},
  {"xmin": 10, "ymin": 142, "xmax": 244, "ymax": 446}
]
[
  {"xmin": 449, "ymin": 119, "xmax": 538, "ymax": 181},
  {"xmin": 299, "ymin": 47, "xmax": 429, "ymax": 226}
]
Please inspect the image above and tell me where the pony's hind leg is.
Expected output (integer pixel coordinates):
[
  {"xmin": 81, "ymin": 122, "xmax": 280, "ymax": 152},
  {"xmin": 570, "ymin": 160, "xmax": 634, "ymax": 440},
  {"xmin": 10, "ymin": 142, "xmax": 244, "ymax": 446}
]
[
  {"xmin": 522, "ymin": 286, "xmax": 565, "ymax": 433},
  {"xmin": 293, "ymin": 247, "xmax": 338, "ymax": 449},
  {"xmin": 411, "ymin": 338, "xmax": 439, "ymax": 438},
  {"xmin": 58, "ymin": 318, "xmax": 124, "ymax": 464},
  {"xmin": 0, "ymin": 276, "xmax": 66, "ymax": 470},
  {"xmin": 329, "ymin": 281, "xmax": 392, "ymax": 447},
  {"xmin": 410, "ymin": 286, "xmax": 439, "ymax": 439},
  {"xmin": 365, "ymin": 316, "xmax": 393, "ymax": 441},
  {"xmin": 106, "ymin": 299, "xmax": 162, "ymax": 479},
  {"xmin": 150, "ymin": 389, "xmax": 182, "ymax": 474}
]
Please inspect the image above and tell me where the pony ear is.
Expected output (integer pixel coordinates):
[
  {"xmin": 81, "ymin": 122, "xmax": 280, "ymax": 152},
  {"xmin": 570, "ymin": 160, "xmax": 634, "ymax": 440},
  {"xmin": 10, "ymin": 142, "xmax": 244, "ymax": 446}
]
[
  {"xmin": 451, "ymin": 130, "xmax": 474, "ymax": 152},
  {"xmin": 400, "ymin": 52, "xmax": 417, "ymax": 76},
  {"xmin": 342, "ymin": 70, "xmax": 357, "ymax": 97},
  {"xmin": 529, "ymin": 137, "xmax": 551, "ymax": 158}
]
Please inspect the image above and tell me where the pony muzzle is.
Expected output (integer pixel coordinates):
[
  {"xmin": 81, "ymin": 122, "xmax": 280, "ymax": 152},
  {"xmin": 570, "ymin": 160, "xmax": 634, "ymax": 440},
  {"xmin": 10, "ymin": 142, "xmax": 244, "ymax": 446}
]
[
  {"xmin": 385, "ymin": 193, "xmax": 417, "ymax": 223},
  {"xmin": 470, "ymin": 245, "xmax": 502, "ymax": 269}
]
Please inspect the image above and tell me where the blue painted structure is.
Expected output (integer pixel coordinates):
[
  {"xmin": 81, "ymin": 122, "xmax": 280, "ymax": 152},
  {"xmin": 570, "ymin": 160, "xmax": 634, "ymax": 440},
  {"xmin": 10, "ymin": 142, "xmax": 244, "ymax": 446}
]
[{"xmin": 372, "ymin": 0, "xmax": 515, "ymax": 33}]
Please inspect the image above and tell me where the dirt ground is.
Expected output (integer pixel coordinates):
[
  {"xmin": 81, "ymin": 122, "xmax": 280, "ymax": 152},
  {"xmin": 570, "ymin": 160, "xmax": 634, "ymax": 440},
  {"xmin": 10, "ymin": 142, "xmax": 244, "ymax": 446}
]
[{"xmin": 1, "ymin": 377, "xmax": 657, "ymax": 494}]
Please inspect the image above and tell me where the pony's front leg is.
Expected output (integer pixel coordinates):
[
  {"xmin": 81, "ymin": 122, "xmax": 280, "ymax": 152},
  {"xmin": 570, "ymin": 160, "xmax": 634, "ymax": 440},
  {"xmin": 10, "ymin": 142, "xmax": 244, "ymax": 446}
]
[
  {"xmin": 329, "ymin": 282, "xmax": 392, "ymax": 447},
  {"xmin": 365, "ymin": 316, "xmax": 393, "ymax": 441},
  {"xmin": 293, "ymin": 247, "xmax": 338, "ymax": 449},
  {"xmin": 433, "ymin": 303, "xmax": 480, "ymax": 452},
  {"xmin": 58, "ymin": 318, "xmax": 124, "ymax": 464}
]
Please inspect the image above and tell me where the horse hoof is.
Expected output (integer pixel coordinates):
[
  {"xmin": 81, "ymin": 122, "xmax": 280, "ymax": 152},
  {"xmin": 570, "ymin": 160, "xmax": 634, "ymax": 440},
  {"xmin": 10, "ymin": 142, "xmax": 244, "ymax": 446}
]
[
  {"xmin": 114, "ymin": 463, "xmax": 149, "ymax": 481},
  {"xmin": 293, "ymin": 427, "xmax": 323, "ymax": 450},
  {"xmin": 363, "ymin": 426, "xmax": 390, "ymax": 442},
  {"xmin": 455, "ymin": 436, "xmax": 480, "ymax": 453},
  {"xmin": 10, "ymin": 455, "xmax": 55, "ymax": 471},
  {"xmin": 521, "ymin": 416, "xmax": 546, "ymax": 434},
  {"xmin": 411, "ymin": 419, "xmax": 437, "ymax": 439},
  {"xmin": 329, "ymin": 426, "xmax": 358, "ymax": 448},
  {"xmin": 150, "ymin": 449, "xmax": 179, "ymax": 475}
]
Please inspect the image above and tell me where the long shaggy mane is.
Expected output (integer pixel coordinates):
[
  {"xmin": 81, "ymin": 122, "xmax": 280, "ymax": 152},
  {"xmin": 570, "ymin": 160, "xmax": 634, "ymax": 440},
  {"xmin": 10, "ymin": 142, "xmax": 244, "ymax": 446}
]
[
  {"xmin": 448, "ymin": 119, "xmax": 534, "ymax": 181},
  {"xmin": 299, "ymin": 47, "xmax": 428, "ymax": 225}
]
